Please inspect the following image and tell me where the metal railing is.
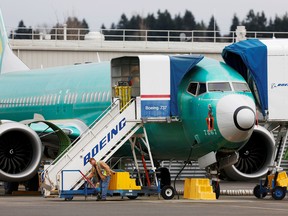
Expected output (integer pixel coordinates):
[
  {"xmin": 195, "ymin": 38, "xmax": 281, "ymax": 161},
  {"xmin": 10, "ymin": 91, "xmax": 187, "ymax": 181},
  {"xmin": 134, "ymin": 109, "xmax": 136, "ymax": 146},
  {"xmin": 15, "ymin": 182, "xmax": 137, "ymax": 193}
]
[{"xmin": 6, "ymin": 26, "xmax": 288, "ymax": 43}]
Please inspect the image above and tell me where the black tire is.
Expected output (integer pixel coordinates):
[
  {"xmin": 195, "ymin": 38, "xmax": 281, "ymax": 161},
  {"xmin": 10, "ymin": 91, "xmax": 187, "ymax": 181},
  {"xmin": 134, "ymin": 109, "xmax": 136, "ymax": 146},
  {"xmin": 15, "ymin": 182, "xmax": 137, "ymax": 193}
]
[
  {"xmin": 212, "ymin": 181, "xmax": 220, "ymax": 199},
  {"xmin": 65, "ymin": 197, "xmax": 73, "ymax": 201},
  {"xmin": 272, "ymin": 186, "xmax": 286, "ymax": 200},
  {"xmin": 127, "ymin": 195, "xmax": 138, "ymax": 200},
  {"xmin": 4, "ymin": 182, "xmax": 19, "ymax": 195},
  {"xmin": 157, "ymin": 167, "xmax": 171, "ymax": 189},
  {"xmin": 24, "ymin": 173, "xmax": 39, "ymax": 191},
  {"xmin": 161, "ymin": 185, "xmax": 175, "ymax": 200},
  {"xmin": 253, "ymin": 185, "xmax": 267, "ymax": 199}
]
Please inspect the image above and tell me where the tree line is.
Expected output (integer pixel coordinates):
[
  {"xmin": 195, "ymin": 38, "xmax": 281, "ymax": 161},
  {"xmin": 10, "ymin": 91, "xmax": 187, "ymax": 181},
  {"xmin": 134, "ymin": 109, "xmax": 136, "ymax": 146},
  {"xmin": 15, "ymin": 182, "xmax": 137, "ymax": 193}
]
[
  {"xmin": 101, "ymin": 9, "xmax": 288, "ymax": 41},
  {"xmin": 10, "ymin": 9, "xmax": 288, "ymax": 40},
  {"xmin": 10, "ymin": 17, "xmax": 89, "ymax": 40},
  {"xmin": 103, "ymin": 9, "xmax": 288, "ymax": 32}
]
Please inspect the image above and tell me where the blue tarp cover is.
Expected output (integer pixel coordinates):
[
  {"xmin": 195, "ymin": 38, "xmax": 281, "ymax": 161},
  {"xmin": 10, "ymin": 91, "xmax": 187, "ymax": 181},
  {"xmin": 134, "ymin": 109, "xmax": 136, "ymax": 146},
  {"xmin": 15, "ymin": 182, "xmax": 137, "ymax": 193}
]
[
  {"xmin": 169, "ymin": 55, "xmax": 204, "ymax": 116},
  {"xmin": 222, "ymin": 39, "xmax": 268, "ymax": 115}
]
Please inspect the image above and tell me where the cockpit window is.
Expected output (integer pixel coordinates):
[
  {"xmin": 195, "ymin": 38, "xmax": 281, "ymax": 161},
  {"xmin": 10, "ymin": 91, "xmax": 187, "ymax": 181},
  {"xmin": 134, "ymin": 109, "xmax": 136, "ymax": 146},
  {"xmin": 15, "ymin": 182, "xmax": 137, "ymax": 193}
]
[
  {"xmin": 208, "ymin": 82, "xmax": 232, "ymax": 92},
  {"xmin": 187, "ymin": 83, "xmax": 198, "ymax": 95},
  {"xmin": 187, "ymin": 82, "xmax": 207, "ymax": 96},
  {"xmin": 232, "ymin": 82, "xmax": 251, "ymax": 92},
  {"xmin": 198, "ymin": 83, "xmax": 207, "ymax": 95}
]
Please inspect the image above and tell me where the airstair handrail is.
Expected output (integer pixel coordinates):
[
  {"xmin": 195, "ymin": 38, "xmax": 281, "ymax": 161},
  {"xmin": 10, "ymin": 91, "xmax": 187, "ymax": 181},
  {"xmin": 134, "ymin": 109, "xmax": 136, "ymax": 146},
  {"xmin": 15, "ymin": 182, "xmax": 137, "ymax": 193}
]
[
  {"xmin": 48, "ymin": 99, "xmax": 121, "ymax": 166},
  {"xmin": 45, "ymin": 98, "xmax": 136, "ymax": 171}
]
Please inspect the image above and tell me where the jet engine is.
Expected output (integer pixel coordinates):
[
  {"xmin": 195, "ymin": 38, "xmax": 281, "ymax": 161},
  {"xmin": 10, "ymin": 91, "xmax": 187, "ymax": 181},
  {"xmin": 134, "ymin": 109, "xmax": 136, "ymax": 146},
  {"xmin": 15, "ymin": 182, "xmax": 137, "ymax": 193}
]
[
  {"xmin": 222, "ymin": 125, "xmax": 275, "ymax": 181},
  {"xmin": 0, "ymin": 122, "xmax": 42, "ymax": 182}
]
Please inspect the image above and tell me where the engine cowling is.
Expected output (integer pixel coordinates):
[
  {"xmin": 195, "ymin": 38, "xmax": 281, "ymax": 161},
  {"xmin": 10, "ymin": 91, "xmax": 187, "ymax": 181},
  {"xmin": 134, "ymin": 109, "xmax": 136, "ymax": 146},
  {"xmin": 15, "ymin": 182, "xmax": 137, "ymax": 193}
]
[
  {"xmin": 0, "ymin": 122, "xmax": 42, "ymax": 182},
  {"xmin": 222, "ymin": 125, "xmax": 275, "ymax": 181}
]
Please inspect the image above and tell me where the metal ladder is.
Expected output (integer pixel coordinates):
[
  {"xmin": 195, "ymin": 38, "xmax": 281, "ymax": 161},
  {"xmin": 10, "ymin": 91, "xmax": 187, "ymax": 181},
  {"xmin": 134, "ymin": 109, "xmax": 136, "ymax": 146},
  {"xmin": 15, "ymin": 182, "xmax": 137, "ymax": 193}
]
[
  {"xmin": 42, "ymin": 99, "xmax": 142, "ymax": 196},
  {"xmin": 274, "ymin": 125, "xmax": 288, "ymax": 168}
]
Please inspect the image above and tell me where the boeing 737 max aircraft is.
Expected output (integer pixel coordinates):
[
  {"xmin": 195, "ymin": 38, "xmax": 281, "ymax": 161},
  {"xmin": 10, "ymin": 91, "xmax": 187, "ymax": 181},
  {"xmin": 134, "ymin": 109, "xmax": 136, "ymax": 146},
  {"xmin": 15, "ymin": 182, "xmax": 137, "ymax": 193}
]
[{"xmin": 0, "ymin": 11, "xmax": 275, "ymax": 194}]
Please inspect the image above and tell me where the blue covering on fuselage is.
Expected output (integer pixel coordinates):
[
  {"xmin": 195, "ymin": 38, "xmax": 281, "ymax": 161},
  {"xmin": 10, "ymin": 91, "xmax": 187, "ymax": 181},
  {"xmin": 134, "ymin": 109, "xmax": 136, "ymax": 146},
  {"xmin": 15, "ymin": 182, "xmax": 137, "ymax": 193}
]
[
  {"xmin": 169, "ymin": 55, "xmax": 204, "ymax": 116},
  {"xmin": 222, "ymin": 39, "xmax": 268, "ymax": 115}
]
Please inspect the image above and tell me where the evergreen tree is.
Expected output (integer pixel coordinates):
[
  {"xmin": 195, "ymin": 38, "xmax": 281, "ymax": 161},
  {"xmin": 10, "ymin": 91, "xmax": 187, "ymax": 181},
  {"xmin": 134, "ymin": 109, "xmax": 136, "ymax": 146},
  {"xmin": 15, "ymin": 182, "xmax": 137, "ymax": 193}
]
[
  {"xmin": 174, "ymin": 14, "xmax": 183, "ymax": 29},
  {"xmin": 110, "ymin": 23, "xmax": 116, "ymax": 29},
  {"xmin": 156, "ymin": 10, "xmax": 174, "ymax": 30},
  {"xmin": 242, "ymin": 10, "xmax": 267, "ymax": 31},
  {"xmin": 145, "ymin": 13, "xmax": 157, "ymax": 41},
  {"xmin": 145, "ymin": 13, "xmax": 157, "ymax": 30},
  {"xmin": 267, "ymin": 18, "xmax": 274, "ymax": 31},
  {"xmin": 100, "ymin": 24, "xmax": 106, "ymax": 30},
  {"xmin": 82, "ymin": 19, "xmax": 89, "ymax": 30},
  {"xmin": 80, "ymin": 19, "xmax": 89, "ymax": 38},
  {"xmin": 230, "ymin": 14, "xmax": 240, "ymax": 31},
  {"xmin": 207, "ymin": 16, "xmax": 221, "ymax": 40},
  {"xmin": 257, "ymin": 11, "xmax": 268, "ymax": 31},
  {"xmin": 117, "ymin": 14, "xmax": 129, "ymax": 29},
  {"xmin": 228, "ymin": 14, "xmax": 240, "ymax": 39},
  {"xmin": 13, "ymin": 20, "xmax": 33, "ymax": 39},
  {"xmin": 269, "ymin": 13, "xmax": 288, "ymax": 38},
  {"xmin": 127, "ymin": 15, "xmax": 142, "ymax": 29},
  {"xmin": 195, "ymin": 20, "xmax": 207, "ymax": 30},
  {"xmin": 182, "ymin": 10, "xmax": 196, "ymax": 30}
]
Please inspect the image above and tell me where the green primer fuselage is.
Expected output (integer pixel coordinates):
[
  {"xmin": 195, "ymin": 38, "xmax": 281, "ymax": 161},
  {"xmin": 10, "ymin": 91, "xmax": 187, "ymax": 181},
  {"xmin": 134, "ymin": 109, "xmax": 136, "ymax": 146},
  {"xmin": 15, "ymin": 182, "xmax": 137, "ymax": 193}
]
[{"xmin": 0, "ymin": 58, "xmax": 254, "ymax": 160}]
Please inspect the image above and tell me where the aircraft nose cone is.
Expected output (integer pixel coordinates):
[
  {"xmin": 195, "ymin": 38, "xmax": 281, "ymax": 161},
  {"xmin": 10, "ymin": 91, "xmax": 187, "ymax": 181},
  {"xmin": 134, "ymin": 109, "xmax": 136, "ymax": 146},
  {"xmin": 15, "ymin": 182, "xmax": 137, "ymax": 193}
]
[
  {"xmin": 234, "ymin": 106, "xmax": 255, "ymax": 131},
  {"xmin": 216, "ymin": 94, "xmax": 256, "ymax": 143}
]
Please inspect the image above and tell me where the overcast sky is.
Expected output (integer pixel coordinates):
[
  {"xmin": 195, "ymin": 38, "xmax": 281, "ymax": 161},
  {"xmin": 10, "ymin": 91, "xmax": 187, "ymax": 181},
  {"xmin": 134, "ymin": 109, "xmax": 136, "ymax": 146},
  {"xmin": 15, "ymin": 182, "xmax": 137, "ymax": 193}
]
[{"xmin": 1, "ymin": 0, "xmax": 288, "ymax": 33}]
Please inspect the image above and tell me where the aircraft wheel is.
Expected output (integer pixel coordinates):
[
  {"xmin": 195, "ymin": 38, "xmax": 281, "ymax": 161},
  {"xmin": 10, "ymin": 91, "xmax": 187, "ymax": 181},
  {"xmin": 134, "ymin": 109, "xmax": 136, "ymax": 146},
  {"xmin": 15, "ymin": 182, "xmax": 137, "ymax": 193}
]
[
  {"xmin": 157, "ymin": 167, "xmax": 171, "ymax": 189},
  {"xmin": 4, "ymin": 182, "xmax": 19, "ymax": 195},
  {"xmin": 272, "ymin": 186, "xmax": 286, "ymax": 200},
  {"xmin": 24, "ymin": 173, "xmax": 39, "ymax": 191},
  {"xmin": 253, "ymin": 185, "xmax": 267, "ymax": 199},
  {"xmin": 161, "ymin": 185, "xmax": 175, "ymax": 200},
  {"xmin": 212, "ymin": 181, "xmax": 220, "ymax": 199}
]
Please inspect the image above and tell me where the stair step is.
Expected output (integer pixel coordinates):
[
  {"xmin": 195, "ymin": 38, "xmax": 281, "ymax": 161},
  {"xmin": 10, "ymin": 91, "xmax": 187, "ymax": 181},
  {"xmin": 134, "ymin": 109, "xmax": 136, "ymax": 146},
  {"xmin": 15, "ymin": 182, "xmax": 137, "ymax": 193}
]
[{"xmin": 183, "ymin": 178, "xmax": 216, "ymax": 200}]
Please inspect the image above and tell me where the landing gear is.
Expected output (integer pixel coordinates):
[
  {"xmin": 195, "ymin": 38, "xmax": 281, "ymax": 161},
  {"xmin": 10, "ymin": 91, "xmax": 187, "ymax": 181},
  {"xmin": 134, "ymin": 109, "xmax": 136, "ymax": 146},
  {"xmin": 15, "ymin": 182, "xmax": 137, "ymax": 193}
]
[
  {"xmin": 156, "ymin": 167, "xmax": 175, "ymax": 199},
  {"xmin": 157, "ymin": 167, "xmax": 171, "ymax": 189},
  {"xmin": 4, "ymin": 182, "xmax": 19, "ymax": 195},
  {"xmin": 206, "ymin": 165, "xmax": 221, "ymax": 199},
  {"xmin": 212, "ymin": 180, "xmax": 220, "ymax": 199},
  {"xmin": 4, "ymin": 173, "xmax": 39, "ymax": 195},
  {"xmin": 24, "ymin": 173, "xmax": 39, "ymax": 191}
]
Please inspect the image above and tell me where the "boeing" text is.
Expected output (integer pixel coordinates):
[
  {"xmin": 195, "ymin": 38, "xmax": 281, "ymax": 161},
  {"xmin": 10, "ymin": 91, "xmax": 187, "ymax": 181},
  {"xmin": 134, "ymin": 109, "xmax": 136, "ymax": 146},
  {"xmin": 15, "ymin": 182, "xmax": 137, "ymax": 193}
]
[{"xmin": 83, "ymin": 117, "xmax": 126, "ymax": 166}]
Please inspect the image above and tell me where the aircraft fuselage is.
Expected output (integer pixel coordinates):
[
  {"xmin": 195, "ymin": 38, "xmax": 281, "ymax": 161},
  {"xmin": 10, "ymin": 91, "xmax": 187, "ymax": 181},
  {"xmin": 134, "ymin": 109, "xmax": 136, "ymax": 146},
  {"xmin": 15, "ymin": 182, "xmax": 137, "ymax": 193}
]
[{"xmin": 0, "ymin": 58, "xmax": 255, "ymax": 160}]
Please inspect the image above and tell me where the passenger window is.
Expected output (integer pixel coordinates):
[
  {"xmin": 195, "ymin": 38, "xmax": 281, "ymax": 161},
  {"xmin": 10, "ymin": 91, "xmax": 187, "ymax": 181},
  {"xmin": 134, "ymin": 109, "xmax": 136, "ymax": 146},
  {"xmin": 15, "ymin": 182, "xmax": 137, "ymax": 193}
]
[
  {"xmin": 208, "ymin": 82, "xmax": 232, "ymax": 92},
  {"xmin": 187, "ymin": 83, "xmax": 198, "ymax": 95},
  {"xmin": 233, "ymin": 82, "xmax": 250, "ymax": 92}
]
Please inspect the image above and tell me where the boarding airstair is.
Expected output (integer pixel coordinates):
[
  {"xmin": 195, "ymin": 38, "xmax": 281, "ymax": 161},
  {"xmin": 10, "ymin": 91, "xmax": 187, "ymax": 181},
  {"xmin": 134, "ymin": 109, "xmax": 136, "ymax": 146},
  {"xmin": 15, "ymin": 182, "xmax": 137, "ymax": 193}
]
[
  {"xmin": 42, "ymin": 99, "xmax": 144, "ymax": 197},
  {"xmin": 273, "ymin": 126, "xmax": 288, "ymax": 168}
]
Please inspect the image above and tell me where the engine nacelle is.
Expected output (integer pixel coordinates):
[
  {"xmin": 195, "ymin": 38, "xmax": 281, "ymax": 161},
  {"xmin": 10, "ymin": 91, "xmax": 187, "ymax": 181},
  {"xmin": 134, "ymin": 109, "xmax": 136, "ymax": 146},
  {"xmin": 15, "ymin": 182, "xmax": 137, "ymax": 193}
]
[
  {"xmin": 222, "ymin": 125, "xmax": 275, "ymax": 181},
  {"xmin": 0, "ymin": 122, "xmax": 42, "ymax": 182}
]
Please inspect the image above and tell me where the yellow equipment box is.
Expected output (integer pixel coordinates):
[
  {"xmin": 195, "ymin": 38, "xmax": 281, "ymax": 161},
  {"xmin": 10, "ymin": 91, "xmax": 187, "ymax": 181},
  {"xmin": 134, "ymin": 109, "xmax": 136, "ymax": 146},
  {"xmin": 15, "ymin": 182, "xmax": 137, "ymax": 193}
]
[
  {"xmin": 109, "ymin": 172, "xmax": 141, "ymax": 190},
  {"xmin": 268, "ymin": 171, "xmax": 288, "ymax": 188},
  {"xmin": 183, "ymin": 178, "xmax": 216, "ymax": 200}
]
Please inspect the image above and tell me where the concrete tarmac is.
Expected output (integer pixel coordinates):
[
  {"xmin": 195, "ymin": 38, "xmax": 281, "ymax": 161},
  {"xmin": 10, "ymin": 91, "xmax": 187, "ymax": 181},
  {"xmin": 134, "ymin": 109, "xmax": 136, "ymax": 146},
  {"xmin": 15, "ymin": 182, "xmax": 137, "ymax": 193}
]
[
  {"xmin": 0, "ymin": 195, "xmax": 288, "ymax": 216},
  {"xmin": 0, "ymin": 181, "xmax": 288, "ymax": 216}
]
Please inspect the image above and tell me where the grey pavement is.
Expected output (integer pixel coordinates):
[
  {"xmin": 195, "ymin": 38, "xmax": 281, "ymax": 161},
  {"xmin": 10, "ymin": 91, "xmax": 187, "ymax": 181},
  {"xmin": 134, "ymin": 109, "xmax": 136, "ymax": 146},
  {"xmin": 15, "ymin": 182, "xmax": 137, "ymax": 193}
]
[
  {"xmin": 0, "ymin": 195, "xmax": 288, "ymax": 216},
  {"xmin": 0, "ymin": 181, "xmax": 288, "ymax": 216}
]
